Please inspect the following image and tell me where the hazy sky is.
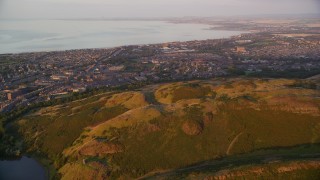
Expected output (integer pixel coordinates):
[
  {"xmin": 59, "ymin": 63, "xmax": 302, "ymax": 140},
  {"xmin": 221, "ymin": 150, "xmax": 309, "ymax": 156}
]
[{"xmin": 0, "ymin": 0, "xmax": 319, "ymax": 19}]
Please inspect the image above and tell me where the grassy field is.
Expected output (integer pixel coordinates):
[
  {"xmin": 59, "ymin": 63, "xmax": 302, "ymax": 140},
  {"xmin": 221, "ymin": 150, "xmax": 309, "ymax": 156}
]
[{"xmin": 9, "ymin": 77, "xmax": 320, "ymax": 179}]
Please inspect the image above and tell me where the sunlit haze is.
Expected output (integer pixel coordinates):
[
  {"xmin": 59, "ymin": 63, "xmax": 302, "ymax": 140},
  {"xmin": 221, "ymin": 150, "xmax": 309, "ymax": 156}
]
[{"xmin": 1, "ymin": 0, "xmax": 319, "ymax": 19}]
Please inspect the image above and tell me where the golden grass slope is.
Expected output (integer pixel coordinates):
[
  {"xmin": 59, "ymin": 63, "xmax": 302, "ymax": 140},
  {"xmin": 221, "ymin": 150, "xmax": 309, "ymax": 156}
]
[
  {"xmin": 64, "ymin": 77, "xmax": 320, "ymax": 158},
  {"xmin": 14, "ymin": 77, "xmax": 320, "ymax": 179},
  {"xmin": 59, "ymin": 162, "xmax": 108, "ymax": 180},
  {"xmin": 89, "ymin": 106, "xmax": 161, "ymax": 136},
  {"xmin": 64, "ymin": 106, "xmax": 161, "ymax": 156},
  {"xmin": 154, "ymin": 81, "xmax": 215, "ymax": 104},
  {"xmin": 105, "ymin": 91, "xmax": 149, "ymax": 109}
]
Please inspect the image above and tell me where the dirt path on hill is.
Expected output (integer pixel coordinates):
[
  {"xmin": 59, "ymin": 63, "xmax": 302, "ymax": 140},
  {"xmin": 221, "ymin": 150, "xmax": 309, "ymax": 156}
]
[{"xmin": 226, "ymin": 132, "xmax": 243, "ymax": 155}]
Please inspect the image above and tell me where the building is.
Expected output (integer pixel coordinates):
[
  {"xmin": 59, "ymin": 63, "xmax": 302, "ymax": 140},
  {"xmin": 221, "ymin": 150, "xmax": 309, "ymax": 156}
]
[
  {"xmin": 236, "ymin": 46, "xmax": 246, "ymax": 53},
  {"xmin": 51, "ymin": 75, "xmax": 68, "ymax": 81},
  {"xmin": 6, "ymin": 86, "xmax": 38, "ymax": 100},
  {"xmin": 109, "ymin": 65, "xmax": 124, "ymax": 71},
  {"xmin": 7, "ymin": 91, "xmax": 22, "ymax": 100}
]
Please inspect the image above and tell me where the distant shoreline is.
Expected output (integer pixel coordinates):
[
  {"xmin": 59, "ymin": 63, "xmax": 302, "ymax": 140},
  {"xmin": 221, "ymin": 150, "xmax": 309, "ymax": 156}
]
[
  {"xmin": 0, "ymin": 34, "xmax": 245, "ymax": 56},
  {"xmin": 1, "ymin": 16, "xmax": 319, "ymax": 55},
  {"xmin": 0, "ymin": 19, "xmax": 247, "ymax": 55}
]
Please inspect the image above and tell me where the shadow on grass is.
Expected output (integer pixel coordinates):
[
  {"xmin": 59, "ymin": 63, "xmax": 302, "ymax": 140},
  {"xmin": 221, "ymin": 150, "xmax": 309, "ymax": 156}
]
[{"xmin": 143, "ymin": 143, "xmax": 320, "ymax": 179}]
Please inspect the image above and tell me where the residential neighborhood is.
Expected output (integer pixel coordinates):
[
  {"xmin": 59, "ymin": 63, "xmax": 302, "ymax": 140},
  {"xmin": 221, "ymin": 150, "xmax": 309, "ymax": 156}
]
[{"xmin": 1, "ymin": 32, "xmax": 320, "ymax": 112}]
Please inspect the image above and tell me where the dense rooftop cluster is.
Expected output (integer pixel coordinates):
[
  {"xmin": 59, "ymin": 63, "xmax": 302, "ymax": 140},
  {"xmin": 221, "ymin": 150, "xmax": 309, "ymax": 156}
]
[{"xmin": 1, "ymin": 27, "xmax": 320, "ymax": 112}]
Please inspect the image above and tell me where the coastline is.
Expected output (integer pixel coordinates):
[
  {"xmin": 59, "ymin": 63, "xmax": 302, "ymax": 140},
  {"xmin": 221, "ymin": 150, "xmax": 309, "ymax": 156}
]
[
  {"xmin": 0, "ymin": 32, "xmax": 247, "ymax": 56},
  {"xmin": 0, "ymin": 19, "xmax": 246, "ymax": 55}
]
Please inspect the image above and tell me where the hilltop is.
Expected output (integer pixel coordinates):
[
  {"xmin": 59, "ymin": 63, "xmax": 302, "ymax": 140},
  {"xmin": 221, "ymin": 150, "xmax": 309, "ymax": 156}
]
[{"xmin": 6, "ymin": 77, "xmax": 320, "ymax": 179}]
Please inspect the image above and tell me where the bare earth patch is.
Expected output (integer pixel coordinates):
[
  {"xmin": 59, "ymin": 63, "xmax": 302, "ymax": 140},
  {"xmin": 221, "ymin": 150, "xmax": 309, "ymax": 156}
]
[{"xmin": 182, "ymin": 120, "xmax": 203, "ymax": 136}]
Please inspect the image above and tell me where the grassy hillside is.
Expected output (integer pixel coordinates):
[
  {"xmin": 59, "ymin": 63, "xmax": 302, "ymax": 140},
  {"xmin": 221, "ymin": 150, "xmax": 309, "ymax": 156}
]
[
  {"xmin": 149, "ymin": 159, "xmax": 320, "ymax": 180},
  {"xmin": 11, "ymin": 78, "xmax": 320, "ymax": 179},
  {"xmin": 143, "ymin": 144, "xmax": 320, "ymax": 179},
  {"xmin": 211, "ymin": 160, "xmax": 320, "ymax": 180}
]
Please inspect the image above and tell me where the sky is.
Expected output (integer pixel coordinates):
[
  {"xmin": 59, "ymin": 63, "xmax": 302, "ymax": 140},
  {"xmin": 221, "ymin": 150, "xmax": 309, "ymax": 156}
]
[{"xmin": 0, "ymin": 0, "xmax": 319, "ymax": 19}]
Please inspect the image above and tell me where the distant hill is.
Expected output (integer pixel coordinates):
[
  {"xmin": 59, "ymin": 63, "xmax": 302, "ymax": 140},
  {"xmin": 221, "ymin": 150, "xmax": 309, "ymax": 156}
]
[{"xmin": 11, "ymin": 77, "xmax": 320, "ymax": 179}]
